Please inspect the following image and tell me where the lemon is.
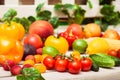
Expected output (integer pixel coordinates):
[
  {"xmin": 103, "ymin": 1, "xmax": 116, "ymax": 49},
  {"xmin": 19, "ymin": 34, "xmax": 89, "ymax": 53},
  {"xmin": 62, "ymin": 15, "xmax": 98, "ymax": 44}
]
[{"xmin": 86, "ymin": 38, "xmax": 110, "ymax": 54}]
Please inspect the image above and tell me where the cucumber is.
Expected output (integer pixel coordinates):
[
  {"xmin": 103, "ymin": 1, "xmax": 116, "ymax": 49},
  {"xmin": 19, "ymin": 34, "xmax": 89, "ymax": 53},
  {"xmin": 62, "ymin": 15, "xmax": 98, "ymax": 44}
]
[
  {"xmin": 89, "ymin": 53, "xmax": 115, "ymax": 68},
  {"xmin": 108, "ymin": 55, "xmax": 120, "ymax": 66},
  {"xmin": 90, "ymin": 57, "xmax": 99, "ymax": 72}
]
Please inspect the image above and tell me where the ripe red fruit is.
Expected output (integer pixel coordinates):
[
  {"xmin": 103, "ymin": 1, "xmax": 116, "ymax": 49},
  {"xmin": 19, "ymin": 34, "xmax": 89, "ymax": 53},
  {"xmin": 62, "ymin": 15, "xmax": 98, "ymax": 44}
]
[
  {"xmin": 117, "ymin": 49, "xmax": 120, "ymax": 59},
  {"xmin": 108, "ymin": 49, "xmax": 117, "ymax": 57},
  {"xmin": 2, "ymin": 60, "xmax": 16, "ymax": 71},
  {"xmin": 11, "ymin": 65, "xmax": 22, "ymax": 75},
  {"xmin": 24, "ymin": 34, "xmax": 43, "ymax": 49},
  {"xmin": 66, "ymin": 24, "xmax": 83, "ymax": 38},
  {"xmin": 36, "ymin": 48, "xmax": 42, "ymax": 55},
  {"xmin": 29, "ymin": 20, "xmax": 54, "ymax": 41}
]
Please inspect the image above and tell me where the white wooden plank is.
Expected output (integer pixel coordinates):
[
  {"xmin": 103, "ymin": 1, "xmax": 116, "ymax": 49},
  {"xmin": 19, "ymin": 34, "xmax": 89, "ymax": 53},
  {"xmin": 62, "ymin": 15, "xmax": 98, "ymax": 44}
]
[
  {"xmin": 5, "ymin": 0, "xmax": 19, "ymax": 5},
  {"xmin": 62, "ymin": 0, "xmax": 74, "ymax": 4},
  {"xmin": 35, "ymin": 0, "xmax": 48, "ymax": 5}
]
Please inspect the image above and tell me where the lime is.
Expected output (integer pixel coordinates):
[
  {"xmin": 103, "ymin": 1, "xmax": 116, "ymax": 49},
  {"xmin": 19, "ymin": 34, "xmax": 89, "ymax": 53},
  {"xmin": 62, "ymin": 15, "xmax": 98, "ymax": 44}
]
[
  {"xmin": 42, "ymin": 46, "xmax": 59, "ymax": 57},
  {"xmin": 72, "ymin": 39, "xmax": 88, "ymax": 53}
]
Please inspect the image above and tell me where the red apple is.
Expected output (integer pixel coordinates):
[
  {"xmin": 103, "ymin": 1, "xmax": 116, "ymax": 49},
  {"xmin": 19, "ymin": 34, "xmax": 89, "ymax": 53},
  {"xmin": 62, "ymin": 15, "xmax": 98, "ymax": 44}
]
[{"xmin": 29, "ymin": 20, "xmax": 54, "ymax": 41}]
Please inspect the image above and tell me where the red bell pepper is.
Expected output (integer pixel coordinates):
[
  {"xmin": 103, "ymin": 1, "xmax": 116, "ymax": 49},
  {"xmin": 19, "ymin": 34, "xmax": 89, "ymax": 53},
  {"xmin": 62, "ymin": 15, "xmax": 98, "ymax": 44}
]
[{"xmin": 59, "ymin": 31, "xmax": 78, "ymax": 49}]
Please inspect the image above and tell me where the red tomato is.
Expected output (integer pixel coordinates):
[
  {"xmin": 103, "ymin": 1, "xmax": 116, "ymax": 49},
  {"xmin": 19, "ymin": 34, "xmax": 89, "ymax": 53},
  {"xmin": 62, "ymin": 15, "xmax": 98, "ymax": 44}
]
[
  {"xmin": 117, "ymin": 49, "xmax": 120, "ymax": 59},
  {"xmin": 66, "ymin": 24, "xmax": 83, "ymax": 38},
  {"xmin": 80, "ymin": 57, "xmax": 92, "ymax": 71},
  {"xmin": 24, "ymin": 34, "xmax": 43, "ymax": 49},
  {"xmin": 108, "ymin": 49, "xmax": 117, "ymax": 57},
  {"xmin": 54, "ymin": 55, "xmax": 62, "ymax": 60},
  {"xmin": 68, "ymin": 59, "xmax": 81, "ymax": 74},
  {"xmin": 55, "ymin": 59, "xmax": 68, "ymax": 72},
  {"xmin": 43, "ymin": 56, "xmax": 55, "ymax": 70}
]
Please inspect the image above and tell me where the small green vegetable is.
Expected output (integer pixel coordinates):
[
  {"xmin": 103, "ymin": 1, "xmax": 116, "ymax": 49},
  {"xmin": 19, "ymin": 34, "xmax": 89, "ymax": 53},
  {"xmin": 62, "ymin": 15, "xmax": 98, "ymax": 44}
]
[
  {"xmin": 90, "ymin": 53, "xmax": 115, "ymax": 68},
  {"xmin": 17, "ymin": 68, "xmax": 45, "ymax": 80},
  {"xmin": 90, "ymin": 57, "xmax": 99, "ymax": 72},
  {"xmin": 107, "ymin": 55, "xmax": 120, "ymax": 66}
]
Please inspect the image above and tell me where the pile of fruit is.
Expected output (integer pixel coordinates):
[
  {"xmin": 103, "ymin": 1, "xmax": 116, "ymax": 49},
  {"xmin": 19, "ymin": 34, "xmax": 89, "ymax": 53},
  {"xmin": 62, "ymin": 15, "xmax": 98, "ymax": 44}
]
[{"xmin": 0, "ymin": 19, "xmax": 120, "ymax": 80}]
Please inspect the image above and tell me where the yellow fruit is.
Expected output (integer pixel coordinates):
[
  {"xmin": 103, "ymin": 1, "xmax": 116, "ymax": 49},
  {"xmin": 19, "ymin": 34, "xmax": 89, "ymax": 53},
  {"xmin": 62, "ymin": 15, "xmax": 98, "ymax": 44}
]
[
  {"xmin": 86, "ymin": 38, "xmax": 110, "ymax": 54},
  {"xmin": 34, "ymin": 63, "xmax": 46, "ymax": 73},
  {"xmin": 71, "ymin": 51, "xmax": 81, "ymax": 60},
  {"xmin": 23, "ymin": 60, "xmax": 35, "ymax": 66},
  {"xmin": 34, "ymin": 54, "xmax": 42, "ymax": 63}
]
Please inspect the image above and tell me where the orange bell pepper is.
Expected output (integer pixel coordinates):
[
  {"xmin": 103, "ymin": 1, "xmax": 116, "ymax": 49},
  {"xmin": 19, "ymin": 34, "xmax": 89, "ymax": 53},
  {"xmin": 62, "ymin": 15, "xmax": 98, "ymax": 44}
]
[{"xmin": 0, "ymin": 36, "xmax": 24, "ymax": 64}]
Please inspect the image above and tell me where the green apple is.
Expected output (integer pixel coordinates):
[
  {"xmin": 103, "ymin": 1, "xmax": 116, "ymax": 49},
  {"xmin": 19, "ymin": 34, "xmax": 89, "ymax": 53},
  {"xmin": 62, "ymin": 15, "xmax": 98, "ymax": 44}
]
[
  {"xmin": 72, "ymin": 39, "xmax": 88, "ymax": 53},
  {"xmin": 42, "ymin": 46, "xmax": 59, "ymax": 57}
]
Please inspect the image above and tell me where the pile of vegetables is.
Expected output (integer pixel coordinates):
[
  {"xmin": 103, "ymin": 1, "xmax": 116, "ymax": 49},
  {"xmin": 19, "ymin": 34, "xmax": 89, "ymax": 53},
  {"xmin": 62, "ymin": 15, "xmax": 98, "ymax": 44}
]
[{"xmin": 0, "ymin": 1, "xmax": 120, "ymax": 80}]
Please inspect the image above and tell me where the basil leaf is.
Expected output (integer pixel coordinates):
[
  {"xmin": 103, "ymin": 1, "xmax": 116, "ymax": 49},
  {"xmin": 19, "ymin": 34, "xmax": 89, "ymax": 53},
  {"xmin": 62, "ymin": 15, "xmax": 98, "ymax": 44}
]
[
  {"xmin": 49, "ymin": 17, "xmax": 59, "ymax": 29},
  {"xmin": 2, "ymin": 8, "xmax": 17, "ymax": 21},
  {"xmin": 17, "ymin": 68, "xmax": 45, "ymax": 80},
  {"xmin": 87, "ymin": 0, "xmax": 93, "ymax": 9},
  {"xmin": 36, "ymin": 10, "xmax": 51, "ymax": 21},
  {"xmin": 36, "ymin": 3, "xmax": 44, "ymax": 14}
]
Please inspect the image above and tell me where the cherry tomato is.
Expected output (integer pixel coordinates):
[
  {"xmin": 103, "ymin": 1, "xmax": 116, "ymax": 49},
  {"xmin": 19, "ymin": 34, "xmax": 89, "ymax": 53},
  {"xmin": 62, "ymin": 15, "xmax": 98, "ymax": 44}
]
[
  {"xmin": 117, "ymin": 49, "xmax": 120, "ymax": 59},
  {"xmin": 54, "ymin": 55, "xmax": 62, "ymax": 60},
  {"xmin": 80, "ymin": 57, "xmax": 92, "ymax": 71},
  {"xmin": 55, "ymin": 58, "xmax": 68, "ymax": 72},
  {"xmin": 59, "ymin": 31, "xmax": 78, "ymax": 48},
  {"xmin": 108, "ymin": 49, "xmax": 117, "ymax": 57},
  {"xmin": 43, "ymin": 56, "xmax": 55, "ymax": 70},
  {"xmin": 68, "ymin": 59, "xmax": 81, "ymax": 74}
]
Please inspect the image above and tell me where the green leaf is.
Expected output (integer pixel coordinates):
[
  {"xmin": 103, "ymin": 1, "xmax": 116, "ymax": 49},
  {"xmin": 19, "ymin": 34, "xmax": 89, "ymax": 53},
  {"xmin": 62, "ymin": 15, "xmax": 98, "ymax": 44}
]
[
  {"xmin": 28, "ymin": 16, "xmax": 36, "ymax": 23},
  {"xmin": 49, "ymin": 17, "xmax": 59, "ymax": 29},
  {"xmin": 94, "ymin": 18, "xmax": 108, "ymax": 32},
  {"xmin": 17, "ymin": 68, "xmax": 45, "ymax": 80},
  {"xmin": 74, "ymin": 6, "xmax": 86, "ymax": 24},
  {"xmin": 100, "ymin": 4, "xmax": 114, "ymax": 15},
  {"xmin": 36, "ymin": 3, "xmax": 44, "ymax": 14},
  {"xmin": 87, "ymin": 0, "xmax": 93, "ymax": 9},
  {"xmin": 2, "ymin": 8, "xmax": 17, "ymax": 21},
  {"xmin": 54, "ymin": 4, "xmax": 86, "ymax": 24},
  {"xmin": 36, "ymin": 10, "xmax": 51, "ymax": 21},
  {"xmin": 54, "ymin": 3, "xmax": 64, "ymax": 11}
]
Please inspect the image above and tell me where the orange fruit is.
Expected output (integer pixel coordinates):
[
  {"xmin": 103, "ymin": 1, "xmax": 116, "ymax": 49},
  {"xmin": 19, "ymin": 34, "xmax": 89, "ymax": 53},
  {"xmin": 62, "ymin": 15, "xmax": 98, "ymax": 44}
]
[
  {"xmin": 34, "ymin": 63, "xmax": 46, "ymax": 73},
  {"xmin": 103, "ymin": 29, "xmax": 120, "ymax": 40},
  {"xmin": 34, "ymin": 54, "xmax": 42, "ymax": 63},
  {"xmin": 23, "ymin": 60, "xmax": 35, "ymax": 66},
  {"xmin": 84, "ymin": 23, "xmax": 101, "ymax": 38}
]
